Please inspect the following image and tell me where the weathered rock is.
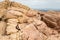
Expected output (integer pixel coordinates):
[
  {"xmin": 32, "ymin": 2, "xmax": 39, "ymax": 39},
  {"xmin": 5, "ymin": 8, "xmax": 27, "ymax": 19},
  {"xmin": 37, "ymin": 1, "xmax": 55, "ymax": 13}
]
[{"xmin": 0, "ymin": 0, "xmax": 60, "ymax": 40}]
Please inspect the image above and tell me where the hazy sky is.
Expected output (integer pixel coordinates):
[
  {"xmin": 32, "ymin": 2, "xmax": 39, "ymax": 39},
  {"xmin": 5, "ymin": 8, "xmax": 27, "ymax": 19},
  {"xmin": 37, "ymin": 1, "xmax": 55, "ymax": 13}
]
[{"xmin": 0, "ymin": 0, "xmax": 60, "ymax": 10}]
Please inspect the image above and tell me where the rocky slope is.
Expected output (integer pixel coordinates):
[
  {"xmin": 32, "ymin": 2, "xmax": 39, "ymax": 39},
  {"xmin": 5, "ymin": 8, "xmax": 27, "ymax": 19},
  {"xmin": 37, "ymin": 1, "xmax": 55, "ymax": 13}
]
[{"xmin": 0, "ymin": 0, "xmax": 60, "ymax": 40}]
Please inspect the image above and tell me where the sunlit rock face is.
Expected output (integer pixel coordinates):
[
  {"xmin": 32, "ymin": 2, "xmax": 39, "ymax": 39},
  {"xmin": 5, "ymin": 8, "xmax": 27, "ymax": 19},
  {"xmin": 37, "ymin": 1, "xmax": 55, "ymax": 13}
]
[{"xmin": 0, "ymin": 0, "xmax": 60, "ymax": 40}]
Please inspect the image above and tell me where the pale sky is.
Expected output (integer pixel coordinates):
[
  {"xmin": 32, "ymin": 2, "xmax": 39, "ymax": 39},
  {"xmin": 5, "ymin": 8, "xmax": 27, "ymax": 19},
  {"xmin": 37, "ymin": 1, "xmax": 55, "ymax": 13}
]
[{"xmin": 0, "ymin": 0, "xmax": 60, "ymax": 10}]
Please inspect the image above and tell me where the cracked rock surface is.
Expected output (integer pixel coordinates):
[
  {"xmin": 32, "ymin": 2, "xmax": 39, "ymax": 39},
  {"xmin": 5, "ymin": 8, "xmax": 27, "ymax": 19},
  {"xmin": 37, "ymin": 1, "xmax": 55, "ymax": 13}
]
[{"xmin": 0, "ymin": 0, "xmax": 60, "ymax": 40}]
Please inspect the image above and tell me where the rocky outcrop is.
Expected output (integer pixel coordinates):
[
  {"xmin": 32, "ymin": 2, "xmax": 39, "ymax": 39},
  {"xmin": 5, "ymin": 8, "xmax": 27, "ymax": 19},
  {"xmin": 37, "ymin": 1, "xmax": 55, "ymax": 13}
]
[{"xmin": 0, "ymin": 0, "xmax": 60, "ymax": 40}]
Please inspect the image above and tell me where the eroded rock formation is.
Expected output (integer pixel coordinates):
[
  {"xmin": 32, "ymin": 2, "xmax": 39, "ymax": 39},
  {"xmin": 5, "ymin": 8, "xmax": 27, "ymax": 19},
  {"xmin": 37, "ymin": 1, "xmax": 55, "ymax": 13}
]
[{"xmin": 0, "ymin": 0, "xmax": 60, "ymax": 40}]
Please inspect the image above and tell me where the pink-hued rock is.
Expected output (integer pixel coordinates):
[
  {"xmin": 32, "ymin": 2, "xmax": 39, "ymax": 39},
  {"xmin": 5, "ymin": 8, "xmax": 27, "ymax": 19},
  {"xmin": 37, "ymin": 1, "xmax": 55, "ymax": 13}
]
[
  {"xmin": 21, "ymin": 24, "xmax": 47, "ymax": 40},
  {"xmin": 0, "ymin": 0, "xmax": 60, "ymax": 40}
]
